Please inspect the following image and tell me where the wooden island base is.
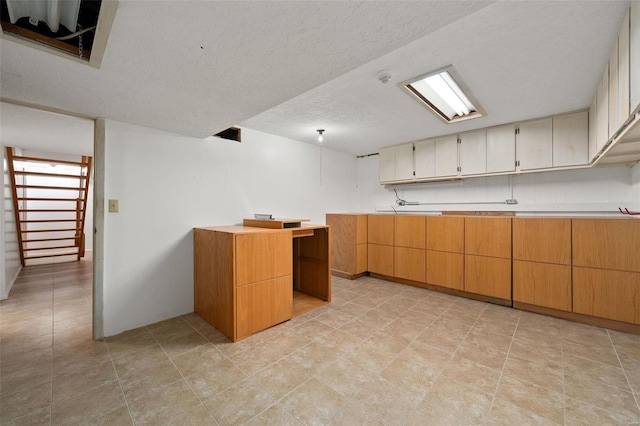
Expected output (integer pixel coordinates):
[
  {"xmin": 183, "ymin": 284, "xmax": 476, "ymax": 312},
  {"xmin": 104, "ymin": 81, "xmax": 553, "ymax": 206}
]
[{"xmin": 194, "ymin": 219, "xmax": 331, "ymax": 342}]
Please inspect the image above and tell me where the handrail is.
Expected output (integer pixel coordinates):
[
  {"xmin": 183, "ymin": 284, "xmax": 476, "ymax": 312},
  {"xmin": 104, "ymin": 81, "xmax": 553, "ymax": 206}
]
[{"xmin": 6, "ymin": 147, "xmax": 25, "ymax": 266}]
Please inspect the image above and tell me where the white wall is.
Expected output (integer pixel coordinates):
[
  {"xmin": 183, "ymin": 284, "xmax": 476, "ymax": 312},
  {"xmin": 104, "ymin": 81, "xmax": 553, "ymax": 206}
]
[
  {"xmin": 633, "ymin": 162, "xmax": 640, "ymax": 204},
  {"xmin": 102, "ymin": 120, "xmax": 357, "ymax": 336},
  {"xmin": 1, "ymin": 148, "xmax": 21, "ymax": 299},
  {"xmin": 357, "ymin": 155, "xmax": 639, "ymax": 216}
]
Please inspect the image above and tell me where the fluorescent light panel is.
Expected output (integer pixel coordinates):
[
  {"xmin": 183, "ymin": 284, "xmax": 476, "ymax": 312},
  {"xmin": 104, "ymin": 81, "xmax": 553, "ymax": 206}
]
[{"xmin": 403, "ymin": 67, "xmax": 483, "ymax": 123}]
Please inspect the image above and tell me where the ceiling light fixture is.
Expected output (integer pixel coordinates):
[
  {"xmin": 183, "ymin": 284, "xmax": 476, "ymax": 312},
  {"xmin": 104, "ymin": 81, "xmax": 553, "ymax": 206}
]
[
  {"xmin": 402, "ymin": 66, "xmax": 484, "ymax": 123},
  {"xmin": 317, "ymin": 129, "xmax": 324, "ymax": 142}
]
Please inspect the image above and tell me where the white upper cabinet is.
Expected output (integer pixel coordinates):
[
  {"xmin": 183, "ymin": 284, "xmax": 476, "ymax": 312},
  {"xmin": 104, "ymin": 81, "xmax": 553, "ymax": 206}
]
[
  {"xmin": 435, "ymin": 135, "xmax": 459, "ymax": 177},
  {"xmin": 414, "ymin": 139, "xmax": 436, "ymax": 179},
  {"xmin": 486, "ymin": 124, "xmax": 516, "ymax": 173},
  {"xmin": 552, "ymin": 111, "xmax": 589, "ymax": 167},
  {"xmin": 459, "ymin": 130, "xmax": 487, "ymax": 176},
  {"xmin": 379, "ymin": 143, "xmax": 414, "ymax": 183},
  {"xmin": 631, "ymin": 1, "xmax": 640, "ymax": 114},
  {"xmin": 589, "ymin": 94, "xmax": 598, "ymax": 162},
  {"xmin": 378, "ymin": 147, "xmax": 396, "ymax": 182},
  {"xmin": 516, "ymin": 118, "xmax": 553, "ymax": 171},
  {"xmin": 596, "ymin": 64, "xmax": 610, "ymax": 152}
]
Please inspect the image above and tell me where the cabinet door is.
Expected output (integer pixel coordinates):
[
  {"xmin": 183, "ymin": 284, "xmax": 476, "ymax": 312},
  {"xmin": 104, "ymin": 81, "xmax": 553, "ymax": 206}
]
[
  {"xmin": 486, "ymin": 124, "xmax": 516, "ymax": 173},
  {"xmin": 236, "ymin": 276, "xmax": 292, "ymax": 339},
  {"xmin": 573, "ymin": 266, "xmax": 640, "ymax": 324},
  {"xmin": 395, "ymin": 143, "xmax": 415, "ymax": 181},
  {"xmin": 465, "ymin": 217, "xmax": 511, "ymax": 259},
  {"xmin": 426, "ymin": 216, "xmax": 464, "ymax": 253},
  {"xmin": 464, "ymin": 255, "xmax": 511, "ymax": 300},
  {"xmin": 631, "ymin": 1, "xmax": 640, "ymax": 114},
  {"xmin": 588, "ymin": 95, "xmax": 598, "ymax": 161},
  {"xmin": 609, "ymin": 37, "xmax": 619, "ymax": 140},
  {"xmin": 378, "ymin": 147, "xmax": 395, "ymax": 183},
  {"xmin": 552, "ymin": 111, "xmax": 588, "ymax": 167},
  {"xmin": 435, "ymin": 135, "xmax": 459, "ymax": 177},
  {"xmin": 572, "ymin": 219, "xmax": 640, "ymax": 272},
  {"xmin": 368, "ymin": 215, "xmax": 394, "ymax": 245},
  {"xmin": 427, "ymin": 250, "xmax": 463, "ymax": 290},
  {"xmin": 414, "ymin": 139, "xmax": 436, "ymax": 179},
  {"xmin": 379, "ymin": 144, "xmax": 414, "ymax": 183},
  {"xmin": 236, "ymin": 232, "xmax": 292, "ymax": 286},
  {"xmin": 459, "ymin": 130, "xmax": 487, "ymax": 176},
  {"xmin": 368, "ymin": 244, "xmax": 393, "ymax": 276},
  {"xmin": 516, "ymin": 118, "xmax": 552, "ymax": 171},
  {"xmin": 513, "ymin": 261, "xmax": 571, "ymax": 312},
  {"xmin": 394, "ymin": 247, "xmax": 425, "ymax": 283},
  {"xmin": 395, "ymin": 215, "xmax": 426, "ymax": 249},
  {"xmin": 619, "ymin": 10, "xmax": 631, "ymax": 128},
  {"xmin": 513, "ymin": 218, "xmax": 571, "ymax": 265},
  {"xmin": 596, "ymin": 65, "xmax": 609, "ymax": 152}
]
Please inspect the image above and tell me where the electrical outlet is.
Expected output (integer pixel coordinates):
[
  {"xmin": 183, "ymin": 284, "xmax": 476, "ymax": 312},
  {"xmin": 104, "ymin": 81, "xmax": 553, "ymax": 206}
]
[{"xmin": 108, "ymin": 199, "xmax": 119, "ymax": 213}]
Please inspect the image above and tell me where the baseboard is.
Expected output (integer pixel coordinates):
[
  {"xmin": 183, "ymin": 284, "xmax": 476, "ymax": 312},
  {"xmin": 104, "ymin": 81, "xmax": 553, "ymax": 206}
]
[{"xmin": 331, "ymin": 269, "xmax": 367, "ymax": 280}]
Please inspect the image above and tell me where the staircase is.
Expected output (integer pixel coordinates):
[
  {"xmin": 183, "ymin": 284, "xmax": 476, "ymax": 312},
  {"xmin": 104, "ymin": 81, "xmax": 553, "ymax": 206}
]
[{"xmin": 6, "ymin": 147, "xmax": 92, "ymax": 266}]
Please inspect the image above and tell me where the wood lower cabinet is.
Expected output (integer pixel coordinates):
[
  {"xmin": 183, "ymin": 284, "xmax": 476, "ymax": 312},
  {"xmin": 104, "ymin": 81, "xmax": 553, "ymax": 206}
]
[
  {"xmin": 573, "ymin": 266, "xmax": 640, "ymax": 324},
  {"xmin": 427, "ymin": 250, "xmax": 463, "ymax": 290},
  {"xmin": 394, "ymin": 247, "xmax": 425, "ymax": 283},
  {"xmin": 368, "ymin": 243, "xmax": 394, "ymax": 276},
  {"xmin": 194, "ymin": 227, "xmax": 293, "ymax": 341},
  {"xmin": 426, "ymin": 216, "xmax": 464, "ymax": 290},
  {"xmin": 513, "ymin": 260, "xmax": 571, "ymax": 311},
  {"xmin": 513, "ymin": 218, "xmax": 571, "ymax": 311},
  {"xmin": 464, "ymin": 254, "xmax": 511, "ymax": 300},
  {"xmin": 326, "ymin": 214, "xmax": 367, "ymax": 278},
  {"xmin": 464, "ymin": 217, "xmax": 512, "ymax": 301}
]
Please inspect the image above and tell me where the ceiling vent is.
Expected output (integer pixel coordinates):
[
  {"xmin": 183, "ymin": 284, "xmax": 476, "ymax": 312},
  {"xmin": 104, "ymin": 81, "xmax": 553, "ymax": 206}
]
[{"xmin": 0, "ymin": 0, "xmax": 117, "ymax": 67}]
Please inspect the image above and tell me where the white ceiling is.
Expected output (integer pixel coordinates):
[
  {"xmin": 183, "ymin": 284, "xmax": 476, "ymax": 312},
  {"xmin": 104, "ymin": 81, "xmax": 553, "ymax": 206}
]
[{"xmin": 0, "ymin": 1, "xmax": 631, "ymax": 156}]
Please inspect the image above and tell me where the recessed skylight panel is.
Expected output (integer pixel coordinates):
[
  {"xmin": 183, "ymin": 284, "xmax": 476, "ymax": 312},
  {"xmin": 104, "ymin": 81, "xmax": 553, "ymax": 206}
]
[{"xmin": 403, "ymin": 66, "xmax": 484, "ymax": 123}]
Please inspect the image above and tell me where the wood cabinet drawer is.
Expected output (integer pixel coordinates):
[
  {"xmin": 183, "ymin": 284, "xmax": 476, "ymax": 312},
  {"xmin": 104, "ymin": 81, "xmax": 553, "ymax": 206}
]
[
  {"xmin": 513, "ymin": 260, "xmax": 571, "ymax": 311},
  {"xmin": 426, "ymin": 250, "xmax": 463, "ymax": 290},
  {"xmin": 573, "ymin": 219, "xmax": 640, "ymax": 272},
  {"xmin": 573, "ymin": 266, "xmax": 640, "ymax": 324},
  {"xmin": 394, "ymin": 247, "xmax": 425, "ymax": 283},
  {"xmin": 368, "ymin": 244, "xmax": 393, "ymax": 276},
  {"xmin": 236, "ymin": 276, "xmax": 293, "ymax": 339},
  {"xmin": 465, "ymin": 217, "xmax": 511, "ymax": 258},
  {"xmin": 464, "ymin": 255, "xmax": 511, "ymax": 300},
  {"xmin": 426, "ymin": 216, "xmax": 464, "ymax": 253},
  {"xmin": 513, "ymin": 218, "xmax": 571, "ymax": 265}
]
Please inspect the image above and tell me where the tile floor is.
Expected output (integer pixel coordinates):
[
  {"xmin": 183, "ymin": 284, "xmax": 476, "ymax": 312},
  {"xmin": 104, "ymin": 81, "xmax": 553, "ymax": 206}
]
[{"xmin": 2, "ymin": 258, "xmax": 640, "ymax": 425}]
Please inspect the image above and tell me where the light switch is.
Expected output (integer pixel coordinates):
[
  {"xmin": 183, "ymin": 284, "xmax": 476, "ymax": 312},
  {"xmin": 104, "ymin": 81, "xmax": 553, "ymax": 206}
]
[{"xmin": 108, "ymin": 199, "xmax": 119, "ymax": 213}]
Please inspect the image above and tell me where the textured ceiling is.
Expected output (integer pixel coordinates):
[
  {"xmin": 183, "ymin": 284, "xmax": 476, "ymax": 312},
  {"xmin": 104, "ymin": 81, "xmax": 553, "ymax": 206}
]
[
  {"xmin": 0, "ymin": 102, "xmax": 94, "ymax": 155},
  {"xmin": 243, "ymin": 1, "xmax": 631, "ymax": 155},
  {"xmin": 0, "ymin": 0, "xmax": 495, "ymax": 145},
  {"xmin": 0, "ymin": 1, "xmax": 631, "ymax": 156}
]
